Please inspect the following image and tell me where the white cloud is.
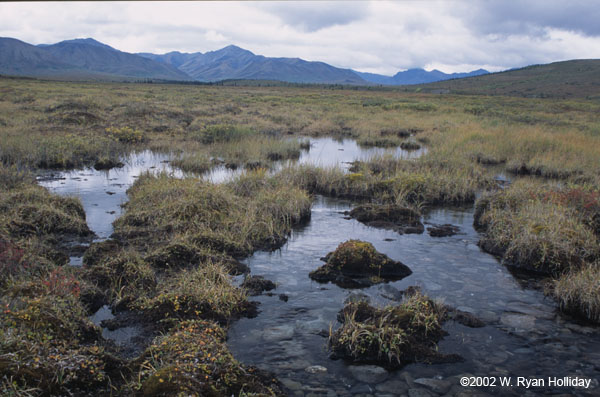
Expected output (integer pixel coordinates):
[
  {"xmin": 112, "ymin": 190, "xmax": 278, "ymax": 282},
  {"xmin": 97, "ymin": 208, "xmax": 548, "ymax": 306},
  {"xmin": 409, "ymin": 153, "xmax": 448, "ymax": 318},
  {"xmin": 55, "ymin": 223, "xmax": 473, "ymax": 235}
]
[{"xmin": 0, "ymin": 1, "xmax": 599, "ymax": 75}]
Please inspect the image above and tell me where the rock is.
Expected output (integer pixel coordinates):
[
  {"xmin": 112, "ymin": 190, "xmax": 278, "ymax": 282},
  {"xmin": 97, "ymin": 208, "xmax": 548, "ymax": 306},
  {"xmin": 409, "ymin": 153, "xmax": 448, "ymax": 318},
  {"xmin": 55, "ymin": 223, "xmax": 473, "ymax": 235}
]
[
  {"xmin": 281, "ymin": 378, "xmax": 302, "ymax": 391},
  {"xmin": 345, "ymin": 291, "xmax": 371, "ymax": 304},
  {"xmin": 379, "ymin": 284, "xmax": 403, "ymax": 301},
  {"xmin": 309, "ymin": 240, "xmax": 412, "ymax": 288},
  {"xmin": 348, "ymin": 365, "xmax": 389, "ymax": 384},
  {"xmin": 262, "ymin": 325, "xmax": 294, "ymax": 342},
  {"xmin": 413, "ymin": 378, "xmax": 451, "ymax": 394},
  {"xmin": 350, "ymin": 384, "xmax": 373, "ymax": 394},
  {"xmin": 426, "ymin": 224, "xmax": 460, "ymax": 237},
  {"xmin": 347, "ymin": 204, "xmax": 424, "ymax": 235},
  {"xmin": 447, "ymin": 309, "xmax": 486, "ymax": 328},
  {"xmin": 241, "ymin": 275, "xmax": 276, "ymax": 296},
  {"xmin": 399, "ymin": 372, "xmax": 415, "ymax": 387},
  {"xmin": 304, "ymin": 365, "xmax": 328, "ymax": 374},
  {"xmin": 376, "ymin": 380, "xmax": 409, "ymax": 394},
  {"xmin": 407, "ymin": 388, "xmax": 434, "ymax": 397},
  {"xmin": 500, "ymin": 313, "xmax": 536, "ymax": 331}
]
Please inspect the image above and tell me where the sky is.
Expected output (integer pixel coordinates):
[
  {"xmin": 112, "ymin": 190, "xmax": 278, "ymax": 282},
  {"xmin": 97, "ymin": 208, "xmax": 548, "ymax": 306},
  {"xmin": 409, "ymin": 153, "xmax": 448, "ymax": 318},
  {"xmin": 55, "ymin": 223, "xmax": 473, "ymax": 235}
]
[{"xmin": 1, "ymin": 1, "xmax": 600, "ymax": 75}]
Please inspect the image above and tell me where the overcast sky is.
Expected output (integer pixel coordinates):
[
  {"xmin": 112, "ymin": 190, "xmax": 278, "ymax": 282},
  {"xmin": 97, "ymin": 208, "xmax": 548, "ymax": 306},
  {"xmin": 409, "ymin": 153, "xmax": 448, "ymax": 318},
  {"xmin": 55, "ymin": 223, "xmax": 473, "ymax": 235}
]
[{"xmin": 1, "ymin": 1, "xmax": 599, "ymax": 75}]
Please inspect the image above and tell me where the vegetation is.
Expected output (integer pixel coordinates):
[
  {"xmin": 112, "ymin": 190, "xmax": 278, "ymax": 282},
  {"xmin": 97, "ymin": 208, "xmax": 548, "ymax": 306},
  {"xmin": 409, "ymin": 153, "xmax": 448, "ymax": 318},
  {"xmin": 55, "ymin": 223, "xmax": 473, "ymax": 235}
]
[
  {"xmin": 415, "ymin": 59, "xmax": 600, "ymax": 99},
  {"xmin": 475, "ymin": 180, "xmax": 600, "ymax": 322},
  {"xmin": 2, "ymin": 74, "xmax": 600, "ymax": 394},
  {"xmin": 309, "ymin": 240, "xmax": 412, "ymax": 288},
  {"xmin": 328, "ymin": 290, "xmax": 459, "ymax": 368}
]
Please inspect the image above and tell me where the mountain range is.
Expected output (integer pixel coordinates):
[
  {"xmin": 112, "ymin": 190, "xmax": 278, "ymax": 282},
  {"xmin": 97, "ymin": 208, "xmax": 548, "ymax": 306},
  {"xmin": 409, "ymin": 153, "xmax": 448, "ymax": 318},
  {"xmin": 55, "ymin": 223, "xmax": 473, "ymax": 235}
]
[{"xmin": 0, "ymin": 37, "xmax": 490, "ymax": 85}]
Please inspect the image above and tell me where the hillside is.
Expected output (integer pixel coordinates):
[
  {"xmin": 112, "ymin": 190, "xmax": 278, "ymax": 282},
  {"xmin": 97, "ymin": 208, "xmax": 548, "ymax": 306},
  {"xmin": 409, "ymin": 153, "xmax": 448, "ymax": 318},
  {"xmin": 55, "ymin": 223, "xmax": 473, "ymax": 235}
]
[
  {"xmin": 41, "ymin": 39, "xmax": 192, "ymax": 81},
  {"xmin": 0, "ymin": 37, "xmax": 192, "ymax": 81},
  {"xmin": 0, "ymin": 37, "xmax": 83, "ymax": 77},
  {"xmin": 416, "ymin": 59, "xmax": 600, "ymax": 98},
  {"xmin": 355, "ymin": 68, "xmax": 488, "ymax": 85},
  {"xmin": 141, "ymin": 45, "xmax": 366, "ymax": 84}
]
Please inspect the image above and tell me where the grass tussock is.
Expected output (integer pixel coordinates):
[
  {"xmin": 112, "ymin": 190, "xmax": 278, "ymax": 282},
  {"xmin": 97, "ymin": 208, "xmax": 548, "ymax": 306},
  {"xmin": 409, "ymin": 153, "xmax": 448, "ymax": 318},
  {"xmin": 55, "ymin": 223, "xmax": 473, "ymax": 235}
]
[
  {"xmin": 135, "ymin": 261, "xmax": 252, "ymax": 324},
  {"xmin": 475, "ymin": 179, "xmax": 600, "ymax": 274},
  {"xmin": 552, "ymin": 263, "xmax": 600, "ymax": 323},
  {"xmin": 114, "ymin": 171, "xmax": 311, "ymax": 255},
  {"xmin": 130, "ymin": 320, "xmax": 282, "ymax": 396},
  {"xmin": 277, "ymin": 154, "xmax": 490, "ymax": 207},
  {"xmin": 0, "ymin": 185, "xmax": 91, "ymax": 238},
  {"xmin": 328, "ymin": 291, "xmax": 456, "ymax": 369},
  {"xmin": 0, "ymin": 265, "xmax": 123, "ymax": 396}
]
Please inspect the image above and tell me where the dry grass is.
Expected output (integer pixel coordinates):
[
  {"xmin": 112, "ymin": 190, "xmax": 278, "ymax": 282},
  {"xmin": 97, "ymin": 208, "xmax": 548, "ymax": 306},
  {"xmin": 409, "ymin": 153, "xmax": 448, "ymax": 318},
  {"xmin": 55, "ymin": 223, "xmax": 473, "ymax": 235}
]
[{"xmin": 553, "ymin": 263, "xmax": 600, "ymax": 323}]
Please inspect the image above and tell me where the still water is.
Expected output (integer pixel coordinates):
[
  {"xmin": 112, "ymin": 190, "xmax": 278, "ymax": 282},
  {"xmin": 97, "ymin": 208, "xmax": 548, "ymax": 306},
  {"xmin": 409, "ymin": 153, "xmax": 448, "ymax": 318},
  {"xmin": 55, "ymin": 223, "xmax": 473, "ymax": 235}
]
[{"xmin": 36, "ymin": 139, "xmax": 599, "ymax": 396}]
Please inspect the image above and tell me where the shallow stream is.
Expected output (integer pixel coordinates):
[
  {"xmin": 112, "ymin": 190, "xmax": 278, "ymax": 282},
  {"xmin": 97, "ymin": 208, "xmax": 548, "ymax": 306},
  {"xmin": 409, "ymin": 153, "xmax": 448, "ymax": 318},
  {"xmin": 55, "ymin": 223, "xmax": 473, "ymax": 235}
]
[{"xmin": 37, "ymin": 138, "xmax": 599, "ymax": 396}]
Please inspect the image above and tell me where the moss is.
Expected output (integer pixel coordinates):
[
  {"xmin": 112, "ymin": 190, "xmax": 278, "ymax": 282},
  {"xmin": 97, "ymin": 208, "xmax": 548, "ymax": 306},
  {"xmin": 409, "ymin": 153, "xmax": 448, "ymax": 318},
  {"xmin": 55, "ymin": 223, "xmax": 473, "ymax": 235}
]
[
  {"xmin": 131, "ymin": 320, "xmax": 283, "ymax": 396},
  {"xmin": 310, "ymin": 240, "xmax": 412, "ymax": 288},
  {"xmin": 0, "ymin": 269, "xmax": 125, "ymax": 395},
  {"xmin": 329, "ymin": 291, "xmax": 460, "ymax": 368},
  {"xmin": 348, "ymin": 203, "xmax": 424, "ymax": 234}
]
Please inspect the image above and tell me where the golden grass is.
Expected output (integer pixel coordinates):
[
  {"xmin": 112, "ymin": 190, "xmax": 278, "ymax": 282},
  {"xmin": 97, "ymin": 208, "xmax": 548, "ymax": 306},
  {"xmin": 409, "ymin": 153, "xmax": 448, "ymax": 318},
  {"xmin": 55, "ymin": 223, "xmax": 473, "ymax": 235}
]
[{"xmin": 553, "ymin": 263, "xmax": 600, "ymax": 323}]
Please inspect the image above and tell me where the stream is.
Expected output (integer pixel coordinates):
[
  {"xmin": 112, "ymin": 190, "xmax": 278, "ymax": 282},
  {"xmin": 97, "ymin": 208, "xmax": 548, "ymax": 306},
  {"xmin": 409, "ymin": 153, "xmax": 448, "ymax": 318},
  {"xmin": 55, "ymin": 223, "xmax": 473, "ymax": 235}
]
[{"xmin": 37, "ymin": 138, "xmax": 599, "ymax": 396}]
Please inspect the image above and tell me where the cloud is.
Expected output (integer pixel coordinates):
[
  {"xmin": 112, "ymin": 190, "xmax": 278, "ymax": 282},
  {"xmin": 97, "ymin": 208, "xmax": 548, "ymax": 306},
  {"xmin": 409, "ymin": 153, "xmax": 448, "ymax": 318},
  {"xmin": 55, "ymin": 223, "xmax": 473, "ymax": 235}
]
[
  {"xmin": 453, "ymin": 0, "xmax": 600, "ymax": 37},
  {"xmin": 258, "ymin": 1, "xmax": 370, "ymax": 32},
  {"xmin": 0, "ymin": 1, "xmax": 599, "ymax": 75}
]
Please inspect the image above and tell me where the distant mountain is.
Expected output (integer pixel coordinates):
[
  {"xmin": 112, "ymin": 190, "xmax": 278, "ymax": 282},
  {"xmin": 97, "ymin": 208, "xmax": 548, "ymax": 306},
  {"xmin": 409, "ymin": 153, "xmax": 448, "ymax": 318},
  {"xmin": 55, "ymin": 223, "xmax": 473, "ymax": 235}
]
[
  {"xmin": 1, "ymin": 36, "xmax": 496, "ymax": 86},
  {"xmin": 140, "ymin": 45, "xmax": 366, "ymax": 84},
  {"xmin": 415, "ymin": 59, "xmax": 600, "ymax": 98},
  {"xmin": 354, "ymin": 68, "xmax": 489, "ymax": 85},
  {"xmin": 41, "ymin": 38, "xmax": 191, "ymax": 80},
  {"xmin": 0, "ymin": 37, "xmax": 82, "ymax": 77}
]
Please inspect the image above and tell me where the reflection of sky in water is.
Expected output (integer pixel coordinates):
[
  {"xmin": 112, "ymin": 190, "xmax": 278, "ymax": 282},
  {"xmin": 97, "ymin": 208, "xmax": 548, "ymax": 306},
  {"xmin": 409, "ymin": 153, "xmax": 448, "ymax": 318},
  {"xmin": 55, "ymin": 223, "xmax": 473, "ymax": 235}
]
[
  {"xmin": 299, "ymin": 137, "xmax": 426, "ymax": 169},
  {"xmin": 228, "ymin": 196, "xmax": 600, "ymax": 391},
  {"xmin": 89, "ymin": 305, "xmax": 140, "ymax": 346},
  {"xmin": 38, "ymin": 151, "xmax": 180, "ymax": 240}
]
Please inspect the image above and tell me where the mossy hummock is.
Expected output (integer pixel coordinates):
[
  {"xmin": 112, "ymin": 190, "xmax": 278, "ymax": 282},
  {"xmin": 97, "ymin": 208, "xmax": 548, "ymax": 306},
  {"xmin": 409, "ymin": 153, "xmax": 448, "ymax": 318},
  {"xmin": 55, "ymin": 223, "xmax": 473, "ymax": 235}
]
[
  {"xmin": 309, "ymin": 240, "xmax": 412, "ymax": 288},
  {"xmin": 347, "ymin": 203, "xmax": 424, "ymax": 235},
  {"xmin": 328, "ymin": 291, "xmax": 461, "ymax": 369}
]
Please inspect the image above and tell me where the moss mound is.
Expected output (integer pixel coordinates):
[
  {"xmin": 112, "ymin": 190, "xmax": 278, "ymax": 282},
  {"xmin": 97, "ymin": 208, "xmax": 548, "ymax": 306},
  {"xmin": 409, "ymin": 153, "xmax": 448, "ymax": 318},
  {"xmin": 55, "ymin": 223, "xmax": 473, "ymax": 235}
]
[
  {"xmin": 0, "ymin": 185, "xmax": 91, "ymax": 238},
  {"xmin": 329, "ymin": 291, "xmax": 460, "ymax": 369},
  {"xmin": 309, "ymin": 240, "xmax": 412, "ymax": 288},
  {"xmin": 347, "ymin": 204, "xmax": 424, "ymax": 234},
  {"xmin": 131, "ymin": 320, "xmax": 283, "ymax": 396}
]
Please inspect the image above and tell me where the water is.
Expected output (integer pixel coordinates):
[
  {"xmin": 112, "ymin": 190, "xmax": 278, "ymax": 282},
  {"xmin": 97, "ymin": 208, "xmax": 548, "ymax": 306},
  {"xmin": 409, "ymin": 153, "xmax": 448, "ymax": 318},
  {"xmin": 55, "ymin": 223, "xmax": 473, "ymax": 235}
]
[
  {"xmin": 227, "ymin": 197, "xmax": 600, "ymax": 395},
  {"xmin": 299, "ymin": 137, "xmax": 425, "ymax": 169},
  {"xmin": 38, "ymin": 150, "xmax": 180, "ymax": 244},
  {"xmin": 202, "ymin": 137, "xmax": 424, "ymax": 182},
  {"xmin": 35, "ymin": 141, "xmax": 598, "ymax": 395}
]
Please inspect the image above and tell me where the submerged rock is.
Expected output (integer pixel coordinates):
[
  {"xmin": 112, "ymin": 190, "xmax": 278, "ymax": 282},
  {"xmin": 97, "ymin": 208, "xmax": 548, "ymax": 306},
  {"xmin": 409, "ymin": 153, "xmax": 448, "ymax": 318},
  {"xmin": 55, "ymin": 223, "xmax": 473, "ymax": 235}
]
[
  {"xmin": 348, "ymin": 365, "xmax": 389, "ymax": 384},
  {"xmin": 242, "ymin": 275, "xmax": 276, "ymax": 296},
  {"xmin": 346, "ymin": 204, "xmax": 424, "ymax": 235},
  {"xmin": 309, "ymin": 240, "xmax": 412, "ymax": 288},
  {"xmin": 426, "ymin": 224, "xmax": 460, "ymax": 237}
]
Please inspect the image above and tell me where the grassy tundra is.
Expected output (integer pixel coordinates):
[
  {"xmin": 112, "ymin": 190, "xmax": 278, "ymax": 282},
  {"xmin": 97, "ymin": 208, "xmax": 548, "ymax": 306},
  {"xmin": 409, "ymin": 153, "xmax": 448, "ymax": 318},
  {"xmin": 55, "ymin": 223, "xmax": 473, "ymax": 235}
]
[{"xmin": 1, "ymin": 75, "xmax": 600, "ymax": 395}]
